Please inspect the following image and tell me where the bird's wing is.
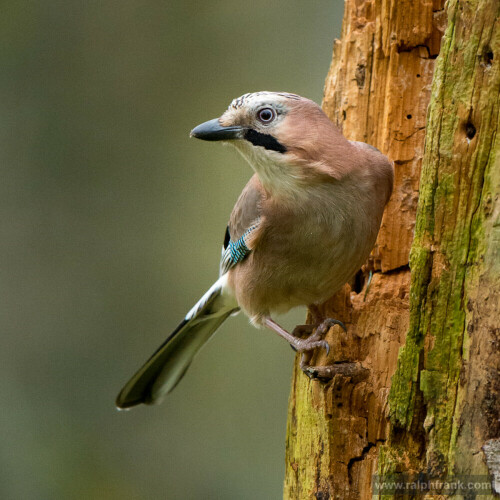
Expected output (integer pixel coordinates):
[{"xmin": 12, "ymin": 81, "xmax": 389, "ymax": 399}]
[{"xmin": 220, "ymin": 174, "xmax": 265, "ymax": 275}]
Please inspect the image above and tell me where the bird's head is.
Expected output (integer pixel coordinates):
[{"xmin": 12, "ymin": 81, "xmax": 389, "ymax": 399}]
[{"xmin": 190, "ymin": 92, "xmax": 350, "ymax": 197}]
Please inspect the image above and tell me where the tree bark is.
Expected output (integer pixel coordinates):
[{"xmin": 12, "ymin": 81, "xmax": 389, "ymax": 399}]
[{"xmin": 284, "ymin": 1, "xmax": 499, "ymax": 499}]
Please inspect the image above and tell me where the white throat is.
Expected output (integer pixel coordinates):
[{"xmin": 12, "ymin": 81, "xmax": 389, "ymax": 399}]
[{"xmin": 232, "ymin": 141, "xmax": 307, "ymax": 200}]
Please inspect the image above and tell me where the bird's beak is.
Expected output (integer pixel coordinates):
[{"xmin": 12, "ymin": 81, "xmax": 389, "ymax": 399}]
[{"xmin": 190, "ymin": 118, "xmax": 244, "ymax": 141}]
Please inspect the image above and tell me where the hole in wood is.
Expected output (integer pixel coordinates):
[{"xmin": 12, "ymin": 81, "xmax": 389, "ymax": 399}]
[
  {"xmin": 407, "ymin": 114, "xmax": 412, "ymax": 119},
  {"xmin": 465, "ymin": 122, "xmax": 476, "ymax": 139},
  {"xmin": 352, "ymin": 269, "xmax": 365, "ymax": 294},
  {"xmin": 483, "ymin": 46, "xmax": 494, "ymax": 66},
  {"xmin": 355, "ymin": 63, "xmax": 366, "ymax": 88}
]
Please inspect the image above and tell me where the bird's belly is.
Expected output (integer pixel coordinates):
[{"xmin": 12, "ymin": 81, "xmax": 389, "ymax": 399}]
[{"xmin": 228, "ymin": 232, "xmax": 361, "ymax": 321}]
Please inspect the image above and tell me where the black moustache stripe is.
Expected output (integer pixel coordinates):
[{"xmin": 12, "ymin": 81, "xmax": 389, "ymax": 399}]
[{"xmin": 244, "ymin": 129, "xmax": 287, "ymax": 153}]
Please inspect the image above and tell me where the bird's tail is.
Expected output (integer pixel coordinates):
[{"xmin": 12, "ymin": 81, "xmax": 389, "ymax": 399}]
[{"xmin": 116, "ymin": 276, "xmax": 238, "ymax": 409}]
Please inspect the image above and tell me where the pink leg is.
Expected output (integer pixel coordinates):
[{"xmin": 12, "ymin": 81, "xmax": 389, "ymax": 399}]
[
  {"xmin": 264, "ymin": 317, "xmax": 330, "ymax": 355},
  {"xmin": 265, "ymin": 317, "xmax": 349, "ymax": 377}
]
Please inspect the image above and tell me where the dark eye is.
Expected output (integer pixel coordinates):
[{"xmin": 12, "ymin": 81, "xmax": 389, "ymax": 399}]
[{"xmin": 257, "ymin": 108, "xmax": 275, "ymax": 123}]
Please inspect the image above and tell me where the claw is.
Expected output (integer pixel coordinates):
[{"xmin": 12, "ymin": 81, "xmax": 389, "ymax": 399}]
[
  {"xmin": 323, "ymin": 318, "xmax": 347, "ymax": 333},
  {"xmin": 322, "ymin": 341, "xmax": 330, "ymax": 356}
]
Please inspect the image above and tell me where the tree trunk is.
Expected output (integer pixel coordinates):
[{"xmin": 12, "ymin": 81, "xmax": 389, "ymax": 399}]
[{"xmin": 284, "ymin": 1, "xmax": 499, "ymax": 499}]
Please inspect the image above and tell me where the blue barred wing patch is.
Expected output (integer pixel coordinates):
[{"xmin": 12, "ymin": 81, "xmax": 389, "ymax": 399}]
[{"xmin": 220, "ymin": 222, "xmax": 259, "ymax": 275}]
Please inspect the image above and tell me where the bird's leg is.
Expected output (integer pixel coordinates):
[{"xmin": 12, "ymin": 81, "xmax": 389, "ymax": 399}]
[
  {"xmin": 263, "ymin": 317, "xmax": 330, "ymax": 355},
  {"xmin": 291, "ymin": 304, "xmax": 345, "ymax": 339},
  {"xmin": 264, "ymin": 316, "xmax": 349, "ymax": 378},
  {"xmin": 291, "ymin": 315, "xmax": 347, "ymax": 343},
  {"xmin": 292, "ymin": 317, "xmax": 348, "ymax": 376},
  {"xmin": 297, "ymin": 318, "xmax": 348, "ymax": 378}
]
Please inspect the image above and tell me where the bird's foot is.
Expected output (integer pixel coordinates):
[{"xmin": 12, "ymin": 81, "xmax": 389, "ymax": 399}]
[
  {"xmin": 263, "ymin": 316, "xmax": 345, "ymax": 362},
  {"xmin": 287, "ymin": 322, "xmax": 331, "ymax": 354},
  {"xmin": 293, "ymin": 318, "xmax": 347, "ymax": 338},
  {"xmin": 288, "ymin": 335, "xmax": 330, "ymax": 356},
  {"xmin": 294, "ymin": 318, "xmax": 347, "ymax": 377}
]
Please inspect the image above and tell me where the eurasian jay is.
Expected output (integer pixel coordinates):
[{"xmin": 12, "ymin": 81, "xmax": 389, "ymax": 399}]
[{"xmin": 116, "ymin": 92, "xmax": 393, "ymax": 409}]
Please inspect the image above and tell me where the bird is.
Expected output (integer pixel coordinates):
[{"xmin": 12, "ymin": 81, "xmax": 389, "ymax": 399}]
[{"xmin": 116, "ymin": 91, "xmax": 393, "ymax": 409}]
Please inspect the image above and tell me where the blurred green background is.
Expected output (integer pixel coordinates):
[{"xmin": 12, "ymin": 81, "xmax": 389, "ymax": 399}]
[{"xmin": 0, "ymin": 1, "xmax": 342, "ymax": 498}]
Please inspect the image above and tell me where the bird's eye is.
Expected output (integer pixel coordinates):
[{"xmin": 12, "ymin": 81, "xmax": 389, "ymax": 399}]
[{"xmin": 257, "ymin": 108, "xmax": 275, "ymax": 123}]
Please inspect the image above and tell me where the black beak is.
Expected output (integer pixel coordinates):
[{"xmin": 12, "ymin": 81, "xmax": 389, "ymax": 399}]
[{"xmin": 190, "ymin": 118, "xmax": 243, "ymax": 141}]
